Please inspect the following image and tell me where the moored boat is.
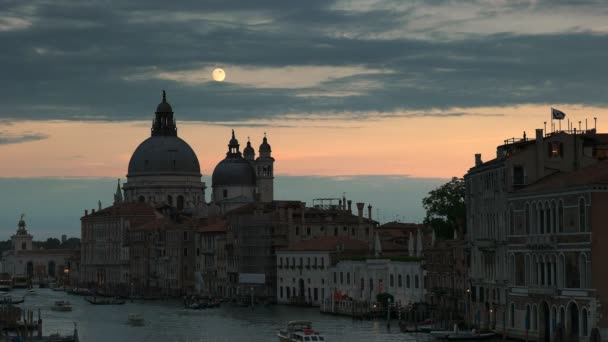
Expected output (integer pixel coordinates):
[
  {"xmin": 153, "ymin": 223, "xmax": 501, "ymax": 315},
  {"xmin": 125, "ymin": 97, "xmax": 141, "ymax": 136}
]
[
  {"xmin": 1, "ymin": 295, "xmax": 25, "ymax": 304},
  {"xmin": 51, "ymin": 300, "xmax": 73, "ymax": 312},
  {"xmin": 278, "ymin": 321, "xmax": 326, "ymax": 342},
  {"xmin": 430, "ymin": 329, "xmax": 496, "ymax": 340},
  {"xmin": 85, "ymin": 296, "xmax": 126, "ymax": 305},
  {"xmin": 0, "ymin": 272, "xmax": 12, "ymax": 292}
]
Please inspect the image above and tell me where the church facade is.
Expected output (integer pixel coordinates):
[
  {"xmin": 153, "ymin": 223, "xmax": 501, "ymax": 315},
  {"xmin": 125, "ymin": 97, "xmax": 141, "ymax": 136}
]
[{"xmin": 1, "ymin": 215, "xmax": 79, "ymax": 285}]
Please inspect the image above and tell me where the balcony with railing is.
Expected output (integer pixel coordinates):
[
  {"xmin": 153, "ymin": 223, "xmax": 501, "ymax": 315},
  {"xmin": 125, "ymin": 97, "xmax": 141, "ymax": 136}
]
[{"xmin": 525, "ymin": 234, "xmax": 557, "ymax": 249}]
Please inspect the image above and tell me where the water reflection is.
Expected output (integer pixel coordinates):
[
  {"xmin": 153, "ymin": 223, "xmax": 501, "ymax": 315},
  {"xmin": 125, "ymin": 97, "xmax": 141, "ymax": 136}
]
[{"xmin": 12, "ymin": 288, "xmax": 433, "ymax": 342}]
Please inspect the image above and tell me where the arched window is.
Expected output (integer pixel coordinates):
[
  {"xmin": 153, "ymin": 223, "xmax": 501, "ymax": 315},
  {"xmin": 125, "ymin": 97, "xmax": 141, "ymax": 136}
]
[
  {"xmin": 406, "ymin": 275, "xmax": 411, "ymax": 288},
  {"xmin": 509, "ymin": 207, "xmax": 514, "ymax": 235},
  {"xmin": 48, "ymin": 261, "xmax": 56, "ymax": 277},
  {"xmin": 177, "ymin": 195, "xmax": 184, "ymax": 210},
  {"xmin": 525, "ymin": 203, "xmax": 530, "ymax": 235},
  {"xmin": 558, "ymin": 201, "xmax": 564, "ymax": 233},
  {"xmin": 582, "ymin": 308, "xmax": 588, "ymax": 336},
  {"xmin": 510, "ymin": 303, "xmax": 515, "ymax": 328},
  {"xmin": 532, "ymin": 305, "xmax": 538, "ymax": 330},
  {"xmin": 414, "ymin": 275, "xmax": 419, "ymax": 288},
  {"xmin": 579, "ymin": 198, "xmax": 587, "ymax": 232},
  {"xmin": 138, "ymin": 196, "xmax": 145, "ymax": 203},
  {"xmin": 525, "ymin": 305, "xmax": 531, "ymax": 330},
  {"xmin": 398, "ymin": 275, "xmax": 402, "ymax": 287}
]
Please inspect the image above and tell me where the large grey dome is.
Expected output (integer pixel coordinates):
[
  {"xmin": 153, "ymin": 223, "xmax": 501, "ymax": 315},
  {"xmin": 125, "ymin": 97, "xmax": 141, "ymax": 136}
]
[
  {"xmin": 128, "ymin": 136, "xmax": 201, "ymax": 176},
  {"xmin": 212, "ymin": 157, "xmax": 256, "ymax": 186}
]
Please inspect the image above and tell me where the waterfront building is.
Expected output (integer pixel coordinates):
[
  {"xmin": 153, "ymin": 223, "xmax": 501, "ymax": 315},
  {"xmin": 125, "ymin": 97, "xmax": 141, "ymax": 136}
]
[
  {"xmin": 506, "ymin": 160, "xmax": 608, "ymax": 341},
  {"xmin": 194, "ymin": 216, "xmax": 230, "ymax": 296},
  {"xmin": 80, "ymin": 202, "xmax": 157, "ymax": 289},
  {"xmin": 328, "ymin": 256, "xmax": 426, "ymax": 306},
  {"xmin": 127, "ymin": 210, "xmax": 198, "ymax": 296},
  {"xmin": 424, "ymin": 229, "xmax": 468, "ymax": 325},
  {"xmin": 376, "ymin": 221, "xmax": 429, "ymax": 257},
  {"xmin": 1, "ymin": 215, "xmax": 79, "ymax": 284},
  {"xmin": 276, "ymin": 237, "xmax": 369, "ymax": 306},
  {"xmin": 465, "ymin": 126, "xmax": 608, "ymax": 338}
]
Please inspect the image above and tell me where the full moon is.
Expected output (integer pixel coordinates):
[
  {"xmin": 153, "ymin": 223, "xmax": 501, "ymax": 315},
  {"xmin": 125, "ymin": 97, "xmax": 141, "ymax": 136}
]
[{"xmin": 212, "ymin": 68, "xmax": 226, "ymax": 82}]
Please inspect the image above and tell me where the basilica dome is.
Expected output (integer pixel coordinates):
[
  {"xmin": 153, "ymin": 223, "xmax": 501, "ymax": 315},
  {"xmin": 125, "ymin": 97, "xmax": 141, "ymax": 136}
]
[{"xmin": 128, "ymin": 136, "xmax": 201, "ymax": 176}]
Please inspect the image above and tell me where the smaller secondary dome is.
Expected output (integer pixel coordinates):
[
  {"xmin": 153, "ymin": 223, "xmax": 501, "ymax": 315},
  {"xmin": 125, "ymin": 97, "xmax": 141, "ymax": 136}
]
[
  {"xmin": 156, "ymin": 90, "xmax": 173, "ymax": 113},
  {"xmin": 212, "ymin": 157, "xmax": 256, "ymax": 186},
  {"xmin": 243, "ymin": 140, "xmax": 255, "ymax": 155},
  {"xmin": 259, "ymin": 135, "xmax": 271, "ymax": 153}
]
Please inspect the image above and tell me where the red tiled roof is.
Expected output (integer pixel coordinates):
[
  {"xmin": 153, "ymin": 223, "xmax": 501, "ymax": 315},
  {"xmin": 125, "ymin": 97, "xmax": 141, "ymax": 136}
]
[
  {"xmin": 198, "ymin": 218, "xmax": 227, "ymax": 233},
  {"xmin": 282, "ymin": 237, "xmax": 369, "ymax": 252},
  {"xmin": 518, "ymin": 160, "xmax": 608, "ymax": 193}
]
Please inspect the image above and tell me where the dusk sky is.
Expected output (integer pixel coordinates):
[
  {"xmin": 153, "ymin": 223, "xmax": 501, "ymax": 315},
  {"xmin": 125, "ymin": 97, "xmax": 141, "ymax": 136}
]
[{"xmin": 1, "ymin": 0, "xmax": 607, "ymax": 238}]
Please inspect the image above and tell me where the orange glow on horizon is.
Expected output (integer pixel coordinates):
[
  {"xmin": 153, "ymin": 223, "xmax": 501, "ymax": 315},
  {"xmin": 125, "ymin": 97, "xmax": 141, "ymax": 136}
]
[{"xmin": 0, "ymin": 104, "xmax": 604, "ymax": 179}]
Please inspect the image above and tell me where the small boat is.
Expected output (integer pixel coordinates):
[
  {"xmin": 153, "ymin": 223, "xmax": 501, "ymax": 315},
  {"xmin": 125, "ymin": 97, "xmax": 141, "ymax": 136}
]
[
  {"xmin": 85, "ymin": 296, "xmax": 126, "ymax": 305},
  {"xmin": 51, "ymin": 300, "xmax": 73, "ymax": 312},
  {"xmin": 52, "ymin": 286, "xmax": 67, "ymax": 292},
  {"xmin": 1, "ymin": 295, "xmax": 25, "ymax": 304},
  {"xmin": 278, "ymin": 321, "xmax": 326, "ymax": 342},
  {"xmin": 27, "ymin": 289, "xmax": 37, "ymax": 295},
  {"xmin": 68, "ymin": 287, "xmax": 92, "ymax": 296},
  {"xmin": 431, "ymin": 330, "xmax": 496, "ymax": 340},
  {"xmin": 128, "ymin": 313, "xmax": 144, "ymax": 326}
]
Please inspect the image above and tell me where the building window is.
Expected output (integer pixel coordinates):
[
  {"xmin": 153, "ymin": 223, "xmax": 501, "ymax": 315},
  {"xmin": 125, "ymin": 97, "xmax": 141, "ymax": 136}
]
[
  {"xmin": 21, "ymin": 242, "xmax": 26, "ymax": 250},
  {"xmin": 579, "ymin": 198, "xmax": 587, "ymax": 232},
  {"xmin": 558, "ymin": 201, "xmax": 564, "ymax": 232},
  {"xmin": 307, "ymin": 227, "xmax": 311, "ymax": 236},
  {"xmin": 167, "ymin": 195, "xmax": 173, "ymax": 206},
  {"xmin": 390, "ymin": 274, "xmax": 394, "ymax": 287},
  {"xmin": 334, "ymin": 227, "xmax": 338, "ymax": 236},
  {"xmin": 548, "ymin": 142, "xmax": 563, "ymax": 158},
  {"xmin": 406, "ymin": 275, "xmax": 411, "ymax": 288},
  {"xmin": 196, "ymin": 248, "xmax": 200, "ymax": 256},
  {"xmin": 280, "ymin": 286, "xmax": 283, "ymax": 298},
  {"xmin": 279, "ymin": 257, "xmax": 283, "ymax": 267},
  {"xmin": 295, "ymin": 227, "xmax": 299, "ymax": 235},
  {"xmin": 333, "ymin": 272, "xmax": 337, "ymax": 284},
  {"xmin": 513, "ymin": 166, "xmax": 525, "ymax": 185},
  {"xmin": 347, "ymin": 272, "xmax": 350, "ymax": 285},
  {"xmin": 314, "ymin": 288, "xmax": 318, "ymax": 301},
  {"xmin": 415, "ymin": 275, "xmax": 419, "ymax": 288},
  {"xmin": 223, "ymin": 189, "xmax": 228, "ymax": 198},
  {"xmin": 398, "ymin": 275, "xmax": 402, "ymax": 287},
  {"xmin": 509, "ymin": 207, "xmax": 514, "ymax": 235},
  {"xmin": 340, "ymin": 272, "xmax": 343, "ymax": 284},
  {"xmin": 525, "ymin": 203, "xmax": 530, "ymax": 234},
  {"xmin": 183, "ymin": 248, "xmax": 188, "ymax": 257},
  {"xmin": 138, "ymin": 196, "xmax": 145, "ymax": 203},
  {"xmin": 360, "ymin": 278, "xmax": 364, "ymax": 290},
  {"xmin": 183, "ymin": 231, "xmax": 188, "ymax": 241}
]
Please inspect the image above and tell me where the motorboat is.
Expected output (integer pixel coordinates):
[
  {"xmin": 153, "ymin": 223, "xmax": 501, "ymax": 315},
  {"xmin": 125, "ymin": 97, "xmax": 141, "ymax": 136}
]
[
  {"xmin": 85, "ymin": 296, "xmax": 126, "ymax": 305},
  {"xmin": 278, "ymin": 321, "xmax": 326, "ymax": 342},
  {"xmin": 51, "ymin": 300, "xmax": 73, "ymax": 312},
  {"xmin": 27, "ymin": 289, "xmax": 37, "ymax": 295},
  {"xmin": 68, "ymin": 287, "xmax": 92, "ymax": 296},
  {"xmin": 128, "ymin": 313, "xmax": 144, "ymax": 326}
]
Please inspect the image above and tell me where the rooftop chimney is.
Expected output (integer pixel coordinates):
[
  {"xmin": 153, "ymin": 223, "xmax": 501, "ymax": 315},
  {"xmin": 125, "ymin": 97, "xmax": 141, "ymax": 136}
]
[
  {"xmin": 368, "ymin": 205, "xmax": 372, "ymax": 220},
  {"xmin": 475, "ymin": 153, "xmax": 482, "ymax": 166},
  {"xmin": 356, "ymin": 202, "xmax": 364, "ymax": 223},
  {"xmin": 347, "ymin": 200, "xmax": 352, "ymax": 213},
  {"xmin": 84, "ymin": 209, "xmax": 88, "ymax": 216},
  {"xmin": 91, "ymin": 209, "xmax": 95, "ymax": 214}
]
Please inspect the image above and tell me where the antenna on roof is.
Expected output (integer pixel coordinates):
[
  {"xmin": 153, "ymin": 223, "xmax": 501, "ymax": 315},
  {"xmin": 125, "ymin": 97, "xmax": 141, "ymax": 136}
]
[{"xmin": 595, "ymin": 117, "xmax": 597, "ymax": 130}]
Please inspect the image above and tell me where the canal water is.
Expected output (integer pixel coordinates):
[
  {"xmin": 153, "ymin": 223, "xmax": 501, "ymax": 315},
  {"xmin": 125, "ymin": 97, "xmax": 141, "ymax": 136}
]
[{"xmin": 9, "ymin": 288, "xmax": 435, "ymax": 342}]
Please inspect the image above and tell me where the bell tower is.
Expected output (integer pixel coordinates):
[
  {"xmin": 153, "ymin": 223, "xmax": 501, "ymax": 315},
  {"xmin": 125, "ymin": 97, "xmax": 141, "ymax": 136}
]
[
  {"xmin": 256, "ymin": 133, "xmax": 275, "ymax": 202},
  {"xmin": 11, "ymin": 214, "xmax": 33, "ymax": 251}
]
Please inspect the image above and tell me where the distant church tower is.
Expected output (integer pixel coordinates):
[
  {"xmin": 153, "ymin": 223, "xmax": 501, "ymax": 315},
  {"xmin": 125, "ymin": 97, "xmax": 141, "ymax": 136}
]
[
  {"xmin": 256, "ymin": 133, "xmax": 275, "ymax": 202},
  {"xmin": 12, "ymin": 214, "xmax": 33, "ymax": 251}
]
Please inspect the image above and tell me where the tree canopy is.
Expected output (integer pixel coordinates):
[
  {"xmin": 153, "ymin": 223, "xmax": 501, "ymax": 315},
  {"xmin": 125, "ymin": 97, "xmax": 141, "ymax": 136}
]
[{"xmin": 422, "ymin": 177, "xmax": 466, "ymax": 240}]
